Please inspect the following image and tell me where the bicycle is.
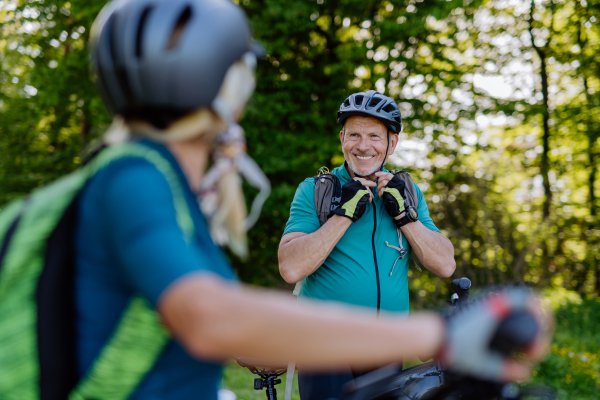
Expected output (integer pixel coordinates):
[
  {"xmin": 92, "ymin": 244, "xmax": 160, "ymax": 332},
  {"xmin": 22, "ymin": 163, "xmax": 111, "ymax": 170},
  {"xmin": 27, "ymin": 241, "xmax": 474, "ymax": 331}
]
[{"xmin": 237, "ymin": 278, "xmax": 556, "ymax": 400}]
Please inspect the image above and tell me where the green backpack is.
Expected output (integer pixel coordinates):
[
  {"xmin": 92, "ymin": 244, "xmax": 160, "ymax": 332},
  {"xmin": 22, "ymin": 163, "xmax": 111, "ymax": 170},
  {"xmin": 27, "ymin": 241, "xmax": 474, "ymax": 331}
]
[{"xmin": 0, "ymin": 143, "xmax": 194, "ymax": 400}]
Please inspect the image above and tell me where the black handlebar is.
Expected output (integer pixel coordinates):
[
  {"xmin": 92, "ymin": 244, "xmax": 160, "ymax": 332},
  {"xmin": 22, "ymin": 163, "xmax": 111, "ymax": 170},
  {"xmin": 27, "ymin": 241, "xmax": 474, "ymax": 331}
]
[{"xmin": 451, "ymin": 277, "xmax": 471, "ymax": 304}]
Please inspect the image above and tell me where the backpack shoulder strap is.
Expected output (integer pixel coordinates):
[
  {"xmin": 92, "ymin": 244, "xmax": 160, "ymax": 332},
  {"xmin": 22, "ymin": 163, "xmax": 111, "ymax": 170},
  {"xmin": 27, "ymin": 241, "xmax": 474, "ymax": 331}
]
[
  {"xmin": 313, "ymin": 167, "xmax": 341, "ymax": 226},
  {"xmin": 392, "ymin": 170, "xmax": 419, "ymax": 209}
]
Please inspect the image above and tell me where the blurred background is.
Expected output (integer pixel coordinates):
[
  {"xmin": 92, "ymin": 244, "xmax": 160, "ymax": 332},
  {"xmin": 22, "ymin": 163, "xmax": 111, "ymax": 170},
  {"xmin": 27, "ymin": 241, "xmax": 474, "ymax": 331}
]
[{"xmin": 0, "ymin": 0, "xmax": 599, "ymax": 398}]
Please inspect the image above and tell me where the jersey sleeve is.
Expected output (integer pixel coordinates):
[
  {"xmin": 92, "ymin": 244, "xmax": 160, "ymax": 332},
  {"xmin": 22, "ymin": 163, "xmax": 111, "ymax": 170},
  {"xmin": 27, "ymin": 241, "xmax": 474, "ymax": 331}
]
[
  {"xmin": 97, "ymin": 160, "xmax": 227, "ymax": 306},
  {"xmin": 282, "ymin": 178, "xmax": 321, "ymax": 236},
  {"xmin": 414, "ymin": 183, "xmax": 441, "ymax": 234}
]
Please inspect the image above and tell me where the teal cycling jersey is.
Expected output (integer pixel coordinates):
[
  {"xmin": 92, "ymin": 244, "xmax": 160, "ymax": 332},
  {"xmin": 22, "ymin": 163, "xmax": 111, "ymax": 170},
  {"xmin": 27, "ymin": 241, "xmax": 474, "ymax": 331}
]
[
  {"xmin": 75, "ymin": 140, "xmax": 236, "ymax": 399},
  {"xmin": 283, "ymin": 164, "xmax": 440, "ymax": 313}
]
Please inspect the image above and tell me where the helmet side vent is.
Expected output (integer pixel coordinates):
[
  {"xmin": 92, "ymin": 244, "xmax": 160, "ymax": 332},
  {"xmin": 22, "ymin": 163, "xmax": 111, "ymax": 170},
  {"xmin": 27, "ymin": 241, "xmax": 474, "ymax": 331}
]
[
  {"xmin": 382, "ymin": 103, "xmax": 396, "ymax": 113},
  {"xmin": 135, "ymin": 7, "xmax": 154, "ymax": 58},
  {"xmin": 167, "ymin": 6, "xmax": 193, "ymax": 50},
  {"xmin": 343, "ymin": 99, "xmax": 350, "ymax": 108},
  {"xmin": 354, "ymin": 95, "xmax": 364, "ymax": 106},
  {"xmin": 367, "ymin": 97, "xmax": 381, "ymax": 109}
]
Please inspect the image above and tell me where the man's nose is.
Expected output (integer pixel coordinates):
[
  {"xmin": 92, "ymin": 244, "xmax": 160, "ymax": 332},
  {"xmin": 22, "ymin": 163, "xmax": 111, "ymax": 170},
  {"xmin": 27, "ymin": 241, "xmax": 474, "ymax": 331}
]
[{"xmin": 357, "ymin": 137, "xmax": 371, "ymax": 151}]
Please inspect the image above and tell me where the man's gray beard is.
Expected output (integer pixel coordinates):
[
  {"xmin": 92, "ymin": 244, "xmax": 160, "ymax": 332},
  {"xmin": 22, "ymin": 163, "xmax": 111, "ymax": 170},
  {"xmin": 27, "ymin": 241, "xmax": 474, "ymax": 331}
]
[{"xmin": 346, "ymin": 157, "xmax": 381, "ymax": 178}]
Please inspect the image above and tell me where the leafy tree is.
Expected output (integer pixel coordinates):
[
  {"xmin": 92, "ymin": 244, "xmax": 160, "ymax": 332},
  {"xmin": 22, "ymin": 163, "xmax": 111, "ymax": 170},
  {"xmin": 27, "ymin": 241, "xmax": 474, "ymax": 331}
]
[{"xmin": 1, "ymin": 0, "xmax": 599, "ymax": 301}]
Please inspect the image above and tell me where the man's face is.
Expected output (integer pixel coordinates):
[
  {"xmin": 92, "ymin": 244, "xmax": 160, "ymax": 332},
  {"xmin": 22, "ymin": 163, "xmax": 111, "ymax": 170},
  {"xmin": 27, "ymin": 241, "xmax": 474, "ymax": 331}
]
[{"xmin": 340, "ymin": 116, "xmax": 398, "ymax": 178}]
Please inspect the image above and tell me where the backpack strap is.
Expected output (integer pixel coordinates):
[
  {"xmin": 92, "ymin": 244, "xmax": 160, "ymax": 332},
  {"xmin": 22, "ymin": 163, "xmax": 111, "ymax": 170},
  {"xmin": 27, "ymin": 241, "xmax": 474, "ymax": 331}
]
[
  {"xmin": 313, "ymin": 167, "xmax": 341, "ymax": 227},
  {"xmin": 299, "ymin": 166, "xmax": 342, "ymax": 298},
  {"xmin": 391, "ymin": 170, "xmax": 419, "ymax": 209}
]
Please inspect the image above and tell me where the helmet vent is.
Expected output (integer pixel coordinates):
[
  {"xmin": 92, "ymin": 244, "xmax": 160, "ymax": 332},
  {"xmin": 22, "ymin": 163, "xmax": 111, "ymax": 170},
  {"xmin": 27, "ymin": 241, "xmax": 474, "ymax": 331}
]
[
  {"xmin": 354, "ymin": 95, "xmax": 364, "ymax": 106},
  {"xmin": 382, "ymin": 103, "xmax": 396, "ymax": 113},
  {"xmin": 167, "ymin": 6, "xmax": 193, "ymax": 50},
  {"xmin": 135, "ymin": 7, "xmax": 153, "ymax": 58},
  {"xmin": 343, "ymin": 99, "xmax": 350, "ymax": 108},
  {"xmin": 367, "ymin": 97, "xmax": 382, "ymax": 108}
]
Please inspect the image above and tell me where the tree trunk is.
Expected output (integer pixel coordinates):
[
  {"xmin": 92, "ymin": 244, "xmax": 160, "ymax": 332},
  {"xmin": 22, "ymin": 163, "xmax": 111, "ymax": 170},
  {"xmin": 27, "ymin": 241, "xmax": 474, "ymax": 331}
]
[
  {"xmin": 528, "ymin": 0, "xmax": 552, "ymax": 220},
  {"xmin": 539, "ymin": 55, "xmax": 551, "ymax": 219},
  {"xmin": 577, "ymin": 5, "xmax": 599, "ymax": 293}
]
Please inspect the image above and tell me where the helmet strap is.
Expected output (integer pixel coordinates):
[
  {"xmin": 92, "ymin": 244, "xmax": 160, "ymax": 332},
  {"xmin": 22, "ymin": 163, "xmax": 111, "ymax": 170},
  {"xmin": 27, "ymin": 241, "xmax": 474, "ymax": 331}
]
[{"xmin": 379, "ymin": 130, "xmax": 390, "ymax": 172}]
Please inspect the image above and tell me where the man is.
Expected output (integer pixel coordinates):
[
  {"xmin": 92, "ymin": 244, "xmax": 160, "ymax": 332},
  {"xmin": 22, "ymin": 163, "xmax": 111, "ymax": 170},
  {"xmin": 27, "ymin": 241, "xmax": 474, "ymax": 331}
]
[{"xmin": 279, "ymin": 90, "xmax": 456, "ymax": 399}]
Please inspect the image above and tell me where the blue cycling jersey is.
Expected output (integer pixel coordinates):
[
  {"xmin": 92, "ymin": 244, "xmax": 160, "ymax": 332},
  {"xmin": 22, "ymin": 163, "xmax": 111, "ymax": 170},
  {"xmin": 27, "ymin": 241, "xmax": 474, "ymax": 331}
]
[{"xmin": 75, "ymin": 139, "xmax": 236, "ymax": 400}]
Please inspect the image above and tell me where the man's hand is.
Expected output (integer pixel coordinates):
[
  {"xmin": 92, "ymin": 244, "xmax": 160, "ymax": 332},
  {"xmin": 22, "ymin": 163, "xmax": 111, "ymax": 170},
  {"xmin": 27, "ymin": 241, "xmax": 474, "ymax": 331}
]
[
  {"xmin": 332, "ymin": 178, "xmax": 374, "ymax": 222},
  {"xmin": 380, "ymin": 175, "xmax": 406, "ymax": 219},
  {"xmin": 374, "ymin": 171, "xmax": 394, "ymax": 198}
]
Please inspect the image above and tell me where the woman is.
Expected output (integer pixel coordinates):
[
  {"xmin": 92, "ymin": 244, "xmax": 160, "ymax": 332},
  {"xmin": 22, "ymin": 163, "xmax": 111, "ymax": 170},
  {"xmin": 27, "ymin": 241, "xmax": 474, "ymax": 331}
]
[{"xmin": 72, "ymin": 0, "xmax": 552, "ymax": 399}]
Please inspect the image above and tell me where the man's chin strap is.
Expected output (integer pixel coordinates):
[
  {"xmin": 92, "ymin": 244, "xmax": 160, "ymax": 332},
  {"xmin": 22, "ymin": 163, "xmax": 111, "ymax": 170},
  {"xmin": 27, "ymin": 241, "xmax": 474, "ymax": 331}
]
[{"xmin": 379, "ymin": 131, "xmax": 391, "ymax": 174}]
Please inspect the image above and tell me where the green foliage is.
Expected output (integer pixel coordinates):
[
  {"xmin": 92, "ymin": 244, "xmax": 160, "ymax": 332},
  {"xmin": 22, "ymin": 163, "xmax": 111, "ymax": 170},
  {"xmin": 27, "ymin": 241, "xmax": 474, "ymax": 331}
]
[
  {"xmin": 0, "ymin": 0, "xmax": 111, "ymax": 204},
  {"xmin": 1, "ymin": 0, "xmax": 599, "ymax": 298},
  {"xmin": 534, "ymin": 293, "xmax": 600, "ymax": 399}
]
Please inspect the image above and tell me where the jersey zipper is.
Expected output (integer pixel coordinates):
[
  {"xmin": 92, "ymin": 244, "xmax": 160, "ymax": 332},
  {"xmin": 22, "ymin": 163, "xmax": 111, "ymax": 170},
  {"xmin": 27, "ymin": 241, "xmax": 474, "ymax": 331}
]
[{"xmin": 371, "ymin": 202, "xmax": 381, "ymax": 316}]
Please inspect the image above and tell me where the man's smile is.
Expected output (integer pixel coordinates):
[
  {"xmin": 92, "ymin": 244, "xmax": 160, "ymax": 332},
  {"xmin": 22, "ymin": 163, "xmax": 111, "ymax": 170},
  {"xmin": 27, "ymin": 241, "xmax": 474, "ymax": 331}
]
[{"xmin": 356, "ymin": 155, "xmax": 375, "ymax": 160}]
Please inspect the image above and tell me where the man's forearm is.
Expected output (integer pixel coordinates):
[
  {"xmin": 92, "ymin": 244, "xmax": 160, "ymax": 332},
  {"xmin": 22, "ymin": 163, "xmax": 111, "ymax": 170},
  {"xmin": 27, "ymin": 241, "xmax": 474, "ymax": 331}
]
[
  {"xmin": 278, "ymin": 215, "xmax": 352, "ymax": 283},
  {"xmin": 399, "ymin": 220, "xmax": 456, "ymax": 278}
]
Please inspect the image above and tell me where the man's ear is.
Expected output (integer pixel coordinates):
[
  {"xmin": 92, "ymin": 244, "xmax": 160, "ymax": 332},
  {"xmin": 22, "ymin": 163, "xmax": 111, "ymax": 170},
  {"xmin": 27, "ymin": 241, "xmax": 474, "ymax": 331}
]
[
  {"xmin": 388, "ymin": 133, "xmax": 399, "ymax": 155},
  {"xmin": 339, "ymin": 130, "xmax": 345, "ymax": 144}
]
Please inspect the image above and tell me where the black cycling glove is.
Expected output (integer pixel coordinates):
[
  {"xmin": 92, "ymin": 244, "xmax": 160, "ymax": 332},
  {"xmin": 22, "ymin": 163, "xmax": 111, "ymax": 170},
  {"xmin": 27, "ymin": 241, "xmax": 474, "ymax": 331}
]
[
  {"xmin": 332, "ymin": 180, "xmax": 371, "ymax": 222},
  {"xmin": 382, "ymin": 176, "xmax": 406, "ymax": 218}
]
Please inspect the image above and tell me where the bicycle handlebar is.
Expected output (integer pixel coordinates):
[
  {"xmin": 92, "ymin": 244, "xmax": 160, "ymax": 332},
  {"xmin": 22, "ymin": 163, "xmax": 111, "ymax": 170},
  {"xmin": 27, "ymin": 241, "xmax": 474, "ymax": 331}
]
[{"xmin": 451, "ymin": 277, "xmax": 471, "ymax": 303}]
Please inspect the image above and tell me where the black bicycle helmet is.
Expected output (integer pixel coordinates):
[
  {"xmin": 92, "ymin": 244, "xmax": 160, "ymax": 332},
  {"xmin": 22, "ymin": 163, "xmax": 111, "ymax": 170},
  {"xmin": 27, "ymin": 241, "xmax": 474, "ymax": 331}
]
[
  {"xmin": 337, "ymin": 90, "xmax": 402, "ymax": 133},
  {"xmin": 90, "ymin": 0, "xmax": 262, "ymax": 127}
]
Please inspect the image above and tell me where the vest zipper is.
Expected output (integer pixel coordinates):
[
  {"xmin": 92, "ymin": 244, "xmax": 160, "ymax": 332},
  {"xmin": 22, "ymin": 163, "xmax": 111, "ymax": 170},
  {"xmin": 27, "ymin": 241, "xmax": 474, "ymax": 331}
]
[{"xmin": 371, "ymin": 202, "xmax": 381, "ymax": 316}]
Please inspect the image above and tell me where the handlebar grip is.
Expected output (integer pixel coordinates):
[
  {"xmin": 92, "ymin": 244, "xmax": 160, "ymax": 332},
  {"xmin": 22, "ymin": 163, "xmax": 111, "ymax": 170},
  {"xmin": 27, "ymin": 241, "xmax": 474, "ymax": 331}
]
[
  {"xmin": 451, "ymin": 277, "xmax": 471, "ymax": 293},
  {"xmin": 451, "ymin": 278, "xmax": 471, "ymax": 305},
  {"xmin": 489, "ymin": 310, "xmax": 539, "ymax": 356}
]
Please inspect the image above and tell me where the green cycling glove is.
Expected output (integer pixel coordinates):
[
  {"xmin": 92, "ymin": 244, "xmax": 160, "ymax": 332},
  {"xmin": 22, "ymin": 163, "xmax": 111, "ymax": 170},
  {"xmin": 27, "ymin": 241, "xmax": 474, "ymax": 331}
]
[
  {"xmin": 332, "ymin": 180, "xmax": 370, "ymax": 222},
  {"xmin": 382, "ymin": 176, "xmax": 406, "ymax": 218}
]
